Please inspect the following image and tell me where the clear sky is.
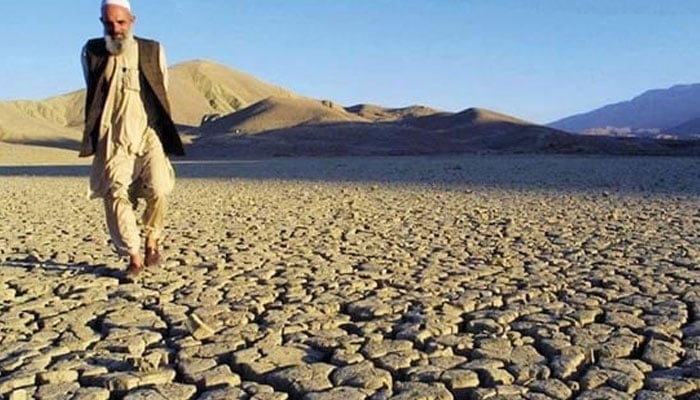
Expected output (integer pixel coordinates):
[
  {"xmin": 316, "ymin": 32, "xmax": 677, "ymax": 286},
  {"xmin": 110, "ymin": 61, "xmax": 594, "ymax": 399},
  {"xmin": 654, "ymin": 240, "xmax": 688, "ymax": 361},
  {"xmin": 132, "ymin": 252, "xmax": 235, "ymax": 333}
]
[{"xmin": 2, "ymin": 0, "xmax": 700, "ymax": 124}]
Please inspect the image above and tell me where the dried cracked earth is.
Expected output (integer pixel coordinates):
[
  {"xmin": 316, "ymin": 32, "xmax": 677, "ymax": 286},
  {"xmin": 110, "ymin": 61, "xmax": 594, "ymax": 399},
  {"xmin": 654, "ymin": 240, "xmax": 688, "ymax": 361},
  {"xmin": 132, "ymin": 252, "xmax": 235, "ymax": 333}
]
[{"xmin": 1, "ymin": 155, "xmax": 699, "ymax": 400}]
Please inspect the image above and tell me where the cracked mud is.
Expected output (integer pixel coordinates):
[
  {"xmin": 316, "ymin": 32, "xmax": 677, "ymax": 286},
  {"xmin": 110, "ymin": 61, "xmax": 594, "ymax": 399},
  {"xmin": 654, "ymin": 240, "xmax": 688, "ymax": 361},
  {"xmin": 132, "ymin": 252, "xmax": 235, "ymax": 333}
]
[{"xmin": 1, "ymin": 155, "xmax": 699, "ymax": 400}]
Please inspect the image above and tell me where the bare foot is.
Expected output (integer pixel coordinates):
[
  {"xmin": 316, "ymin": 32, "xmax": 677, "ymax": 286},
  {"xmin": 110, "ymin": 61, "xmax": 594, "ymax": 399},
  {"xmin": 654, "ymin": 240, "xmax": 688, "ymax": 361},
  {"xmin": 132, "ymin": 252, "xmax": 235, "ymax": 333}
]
[
  {"xmin": 127, "ymin": 254, "xmax": 144, "ymax": 276},
  {"xmin": 145, "ymin": 238, "xmax": 161, "ymax": 267}
]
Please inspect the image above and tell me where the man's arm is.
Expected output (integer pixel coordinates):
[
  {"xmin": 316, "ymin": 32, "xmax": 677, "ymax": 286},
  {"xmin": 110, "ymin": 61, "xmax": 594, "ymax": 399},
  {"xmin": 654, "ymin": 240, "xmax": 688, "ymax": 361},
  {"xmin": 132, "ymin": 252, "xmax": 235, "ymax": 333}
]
[
  {"xmin": 158, "ymin": 44, "xmax": 169, "ymax": 92},
  {"xmin": 81, "ymin": 44, "xmax": 89, "ymax": 85}
]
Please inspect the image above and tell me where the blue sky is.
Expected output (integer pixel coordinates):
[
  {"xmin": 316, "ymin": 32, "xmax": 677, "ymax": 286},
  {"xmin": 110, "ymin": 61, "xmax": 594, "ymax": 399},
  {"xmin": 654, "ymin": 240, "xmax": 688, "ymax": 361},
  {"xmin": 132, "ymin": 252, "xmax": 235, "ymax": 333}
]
[{"xmin": 2, "ymin": 0, "xmax": 700, "ymax": 124}]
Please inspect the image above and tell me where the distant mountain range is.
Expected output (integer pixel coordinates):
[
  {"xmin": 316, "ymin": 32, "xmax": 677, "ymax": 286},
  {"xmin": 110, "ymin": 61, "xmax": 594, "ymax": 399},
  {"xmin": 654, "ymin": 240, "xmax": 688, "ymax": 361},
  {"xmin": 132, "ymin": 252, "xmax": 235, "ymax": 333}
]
[
  {"xmin": 1, "ymin": 60, "xmax": 698, "ymax": 161},
  {"xmin": 548, "ymin": 84, "xmax": 700, "ymax": 139}
]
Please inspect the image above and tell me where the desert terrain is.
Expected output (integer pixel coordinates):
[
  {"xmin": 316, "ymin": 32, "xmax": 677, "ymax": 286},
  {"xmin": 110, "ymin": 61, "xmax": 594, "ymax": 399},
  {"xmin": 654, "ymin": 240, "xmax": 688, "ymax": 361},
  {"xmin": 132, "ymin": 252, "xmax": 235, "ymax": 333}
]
[
  {"xmin": 1, "ymin": 59, "xmax": 700, "ymax": 399},
  {"xmin": 1, "ymin": 154, "xmax": 699, "ymax": 399},
  {"xmin": 3, "ymin": 60, "xmax": 699, "ymax": 163}
]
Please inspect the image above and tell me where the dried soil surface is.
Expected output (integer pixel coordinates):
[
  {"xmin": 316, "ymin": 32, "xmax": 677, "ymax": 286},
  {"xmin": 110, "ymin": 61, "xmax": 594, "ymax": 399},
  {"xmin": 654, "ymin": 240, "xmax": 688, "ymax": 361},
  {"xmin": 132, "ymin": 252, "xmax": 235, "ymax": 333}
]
[{"xmin": 1, "ymin": 155, "xmax": 699, "ymax": 400}]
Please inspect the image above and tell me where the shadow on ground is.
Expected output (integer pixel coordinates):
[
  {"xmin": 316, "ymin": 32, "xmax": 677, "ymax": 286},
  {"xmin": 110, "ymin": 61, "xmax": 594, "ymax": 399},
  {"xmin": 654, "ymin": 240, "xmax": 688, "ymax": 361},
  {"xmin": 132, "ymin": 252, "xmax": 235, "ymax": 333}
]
[
  {"xmin": 0, "ymin": 154, "xmax": 699, "ymax": 196},
  {"xmin": 1, "ymin": 258, "xmax": 133, "ymax": 284}
]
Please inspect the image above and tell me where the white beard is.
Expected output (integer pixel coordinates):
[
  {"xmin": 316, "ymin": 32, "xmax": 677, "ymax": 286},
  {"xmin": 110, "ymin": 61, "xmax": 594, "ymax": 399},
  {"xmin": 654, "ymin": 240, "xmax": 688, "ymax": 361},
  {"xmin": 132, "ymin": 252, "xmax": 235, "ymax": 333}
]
[{"xmin": 105, "ymin": 32, "xmax": 133, "ymax": 55}]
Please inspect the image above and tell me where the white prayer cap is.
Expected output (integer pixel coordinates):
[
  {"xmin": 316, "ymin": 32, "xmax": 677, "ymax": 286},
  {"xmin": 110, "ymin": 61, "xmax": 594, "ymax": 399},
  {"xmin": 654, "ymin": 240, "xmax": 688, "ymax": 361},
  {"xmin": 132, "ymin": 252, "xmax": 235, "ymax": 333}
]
[{"xmin": 102, "ymin": 0, "xmax": 131, "ymax": 11}]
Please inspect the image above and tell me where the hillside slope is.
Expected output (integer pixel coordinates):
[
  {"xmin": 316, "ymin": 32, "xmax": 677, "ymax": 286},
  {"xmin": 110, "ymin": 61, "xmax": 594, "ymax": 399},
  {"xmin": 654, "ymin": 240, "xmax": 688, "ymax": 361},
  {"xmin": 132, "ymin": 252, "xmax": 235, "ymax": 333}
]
[
  {"xmin": 0, "ymin": 59, "xmax": 302, "ymax": 146},
  {"xmin": 549, "ymin": 84, "xmax": 700, "ymax": 136},
  {"xmin": 199, "ymin": 96, "xmax": 368, "ymax": 136}
]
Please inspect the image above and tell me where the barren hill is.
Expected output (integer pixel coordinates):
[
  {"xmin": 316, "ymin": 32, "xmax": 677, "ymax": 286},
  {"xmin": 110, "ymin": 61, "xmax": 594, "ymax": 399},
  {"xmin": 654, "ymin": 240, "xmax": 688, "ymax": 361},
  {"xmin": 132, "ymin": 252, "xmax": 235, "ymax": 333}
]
[
  {"xmin": 168, "ymin": 60, "xmax": 299, "ymax": 127},
  {"xmin": 2, "ymin": 59, "xmax": 699, "ymax": 165},
  {"xmin": 407, "ymin": 107, "xmax": 530, "ymax": 131},
  {"xmin": 0, "ymin": 59, "xmax": 301, "ymax": 148},
  {"xmin": 0, "ymin": 90, "xmax": 84, "ymax": 146},
  {"xmin": 344, "ymin": 104, "xmax": 441, "ymax": 122},
  {"xmin": 199, "ymin": 96, "xmax": 368, "ymax": 135},
  {"xmin": 190, "ymin": 101, "xmax": 700, "ymax": 158},
  {"xmin": 190, "ymin": 106, "xmax": 582, "ymax": 158}
]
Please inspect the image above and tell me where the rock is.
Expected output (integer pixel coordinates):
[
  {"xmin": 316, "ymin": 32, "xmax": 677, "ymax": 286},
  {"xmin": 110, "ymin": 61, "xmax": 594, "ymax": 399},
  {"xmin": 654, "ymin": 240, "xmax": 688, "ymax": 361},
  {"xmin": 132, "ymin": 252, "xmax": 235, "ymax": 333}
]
[
  {"xmin": 330, "ymin": 348, "xmax": 366, "ymax": 366},
  {"xmin": 391, "ymin": 381, "xmax": 454, "ymax": 400},
  {"xmin": 128, "ymin": 351, "xmax": 169, "ymax": 373},
  {"xmin": 33, "ymin": 382, "xmax": 80, "ymax": 400},
  {"xmin": 196, "ymin": 386, "xmax": 247, "ymax": 400},
  {"xmin": 89, "ymin": 369, "xmax": 177, "ymax": 393},
  {"xmin": 196, "ymin": 364, "xmax": 241, "ymax": 389},
  {"xmin": 426, "ymin": 355, "xmax": 468, "ymax": 370},
  {"xmin": 181, "ymin": 338, "xmax": 247, "ymax": 360},
  {"xmin": 186, "ymin": 313, "xmax": 215, "ymax": 340},
  {"xmin": 177, "ymin": 357, "xmax": 218, "ymax": 383},
  {"xmin": 529, "ymin": 379, "xmax": 572, "ymax": 399},
  {"xmin": 607, "ymin": 370, "xmax": 645, "ymax": 393},
  {"xmin": 460, "ymin": 358, "xmax": 505, "ymax": 371},
  {"xmin": 644, "ymin": 376, "xmax": 698, "ymax": 397},
  {"xmin": 597, "ymin": 358, "xmax": 649, "ymax": 380},
  {"xmin": 605, "ymin": 312, "xmax": 646, "ymax": 330},
  {"xmin": 69, "ymin": 386, "xmax": 111, "ymax": 400},
  {"xmin": 331, "ymin": 360, "xmax": 392, "ymax": 391},
  {"xmin": 596, "ymin": 334, "xmax": 641, "ymax": 359},
  {"xmin": 580, "ymin": 367, "xmax": 610, "ymax": 391},
  {"xmin": 577, "ymin": 387, "xmax": 633, "ymax": 400},
  {"xmin": 468, "ymin": 387, "xmax": 498, "ymax": 400},
  {"xmin": 360, "ymin": 339, "xmax": 414, "ymax": 359},
  {"xmin": 121, "ymin": 383, "xmax": 197, "ymax": 400},
  {"xmin": 242, "ymin": 393, "xmax": 289, "ymax": 400},
  {"xmin": 683, "ymin": 321, "xmax": 700, "ymax": 337},
  {"xmin": 507, "ymin": 345, "xmax": 549, "ymax": 383},
  {"xmin": 264, "ymin": 363, "xmax": 335, "ymax": 397},
  {"xmin": 441, "ymin": 369, "xmax": 480, "ymax": 391},
  {"xmin": 7, "ymin": 389, "xmax": 32, "ymax": 400},
  {"xmin": 234, "ymin": 345, "xmax": 325, "ymax": 379},
  {"xmin": 641, "ymin": 339, "xmax": 684, "ymax": 369},
  {"xmin": 36, "ymin": 370, "xmax": 79, "ymax": 385},
  {"xmin": 538, "ymin": 339, "xmax": 573, "ymax": 358},
  {"xmin": 302, "ymin": 386, "xmax": 370, "ymax": 400},
  {"xmin": 472, "ymin": 337, "xmax": 513, "ymax": 360},
  {"xmin": 374, "ymin": 350, "xmax": 421, "ymax": 375},
  {"xmin": 92, "ymin": 335, "xmax": 148, "ymax": 356},
  {"xmin": 634, "ymin": 391, "xmax": 675, "ymax": 400},
  {"xmin": 463, "ymin": 318, "xmax": 504, "ymax": 335},
  {"xmin": 551, "ymin": 346, "xmax": 586, "ymax": 379},
  {"xmin": 0, "ymin": 373, "xmax": 36, "ymax": 396},
  {"xmin": 478, "ymin": 367, "xmax": 515, "ymax": 387}
]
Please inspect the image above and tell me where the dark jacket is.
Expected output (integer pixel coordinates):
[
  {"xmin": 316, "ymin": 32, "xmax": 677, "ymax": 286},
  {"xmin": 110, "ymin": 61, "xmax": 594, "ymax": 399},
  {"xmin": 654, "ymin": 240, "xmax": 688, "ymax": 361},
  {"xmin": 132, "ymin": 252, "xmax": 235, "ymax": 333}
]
[{"xmin": 80, "ymin": 36, "xmax": 185, "ymax": 157}]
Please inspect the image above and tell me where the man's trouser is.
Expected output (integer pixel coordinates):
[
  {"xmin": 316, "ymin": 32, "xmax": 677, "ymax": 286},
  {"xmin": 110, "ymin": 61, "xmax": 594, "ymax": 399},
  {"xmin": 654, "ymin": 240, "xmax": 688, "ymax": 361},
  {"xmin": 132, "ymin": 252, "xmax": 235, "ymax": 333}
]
[{"xmin": 103, "ymin": 134, "xmax": 175, "ymax": 256}]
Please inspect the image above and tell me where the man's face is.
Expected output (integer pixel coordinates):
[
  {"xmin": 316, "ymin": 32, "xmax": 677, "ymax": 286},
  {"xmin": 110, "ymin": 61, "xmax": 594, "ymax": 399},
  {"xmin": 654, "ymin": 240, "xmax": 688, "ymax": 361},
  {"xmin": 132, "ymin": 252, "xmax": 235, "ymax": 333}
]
[{"xmin": 100, "ymin": 5, "xmax": 134, "ymax": 40}]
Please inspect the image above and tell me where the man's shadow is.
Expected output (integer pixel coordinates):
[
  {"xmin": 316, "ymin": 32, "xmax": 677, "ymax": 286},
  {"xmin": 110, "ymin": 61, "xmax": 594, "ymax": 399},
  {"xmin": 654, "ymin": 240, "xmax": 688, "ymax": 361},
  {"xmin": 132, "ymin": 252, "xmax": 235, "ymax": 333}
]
[{"xmin": 2, "ymin": 256, "xmax": 135, "ymax": 284}]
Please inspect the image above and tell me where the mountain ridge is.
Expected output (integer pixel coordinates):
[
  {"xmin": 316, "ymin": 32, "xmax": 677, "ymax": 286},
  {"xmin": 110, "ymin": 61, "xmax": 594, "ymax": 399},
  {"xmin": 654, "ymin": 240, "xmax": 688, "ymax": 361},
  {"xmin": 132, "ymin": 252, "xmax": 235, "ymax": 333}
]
[
  {"xmin": 548, "ymin": 83, "xmax": 700, "ymax": 138},
  {"xmin": 0, "ymin": 59, "xmax": 698, "ymax": 161}
]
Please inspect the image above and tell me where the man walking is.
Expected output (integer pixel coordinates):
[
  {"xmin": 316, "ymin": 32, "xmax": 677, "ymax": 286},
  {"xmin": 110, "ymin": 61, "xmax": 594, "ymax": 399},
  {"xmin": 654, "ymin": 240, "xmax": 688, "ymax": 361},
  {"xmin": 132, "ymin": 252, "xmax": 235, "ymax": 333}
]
[{"xmin": 80, "ymin": 0, "xmax": 185, "ymax": 276}]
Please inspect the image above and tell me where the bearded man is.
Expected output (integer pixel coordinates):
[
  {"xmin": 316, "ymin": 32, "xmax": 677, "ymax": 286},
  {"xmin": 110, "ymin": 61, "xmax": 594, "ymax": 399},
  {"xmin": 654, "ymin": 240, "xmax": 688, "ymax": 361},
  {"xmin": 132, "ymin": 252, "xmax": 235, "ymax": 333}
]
[{"xmin": 80, "ymin": 0, "xmax": 185, "ymax": 276}]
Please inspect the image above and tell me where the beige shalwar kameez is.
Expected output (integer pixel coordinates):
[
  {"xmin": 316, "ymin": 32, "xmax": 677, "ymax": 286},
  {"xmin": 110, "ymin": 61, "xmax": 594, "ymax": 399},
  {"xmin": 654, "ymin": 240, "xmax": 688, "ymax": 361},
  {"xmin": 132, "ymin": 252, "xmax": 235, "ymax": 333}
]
[{"xmin": 82, "ymin": 37, "xmax": 175, "ymax": 256}]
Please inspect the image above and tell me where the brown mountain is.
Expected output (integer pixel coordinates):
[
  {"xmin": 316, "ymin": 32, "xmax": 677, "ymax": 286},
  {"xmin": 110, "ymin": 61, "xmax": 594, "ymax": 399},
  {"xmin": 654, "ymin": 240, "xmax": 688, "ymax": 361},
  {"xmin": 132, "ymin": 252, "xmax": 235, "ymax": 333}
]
[
  {"xmin": 191, "ymin": 103, "xmax": 700, "ymax": 158},
  {"xmin": 406, "ymin": 107, "xmax": 529, "ymax": 131},
  {"xmin": 199, "ymin": 96, "xmax": 368, "ymax": 136},
  {"xmin": 191, "ymin": 105, "xmax": 569, "ymax": 158},
  {"xmin": 0, "ymin": 90, "xmax": 84, "ymax": 146},
  {"xmin": 168, "ymin": 60, "xmax": 299, "ymax": 127},
  {"xmin": 0, "ymin": 59, "xmax": 300, "ymax": 148},
  {"xmin": 344, "ymin": 104, "xmax": 441, "ymax": 122},
  {"xmin": 2, "ymin": 59, "xmax": 698, "ymax": 164}
]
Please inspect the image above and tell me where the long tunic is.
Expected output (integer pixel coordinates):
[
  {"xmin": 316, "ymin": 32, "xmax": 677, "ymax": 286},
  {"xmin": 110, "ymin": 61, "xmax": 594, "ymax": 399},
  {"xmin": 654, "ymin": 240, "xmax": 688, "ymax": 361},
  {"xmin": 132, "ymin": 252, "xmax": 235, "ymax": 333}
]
[{"xmin": 81, "ymin": 37, "xmax": 173, "ymax": 199}]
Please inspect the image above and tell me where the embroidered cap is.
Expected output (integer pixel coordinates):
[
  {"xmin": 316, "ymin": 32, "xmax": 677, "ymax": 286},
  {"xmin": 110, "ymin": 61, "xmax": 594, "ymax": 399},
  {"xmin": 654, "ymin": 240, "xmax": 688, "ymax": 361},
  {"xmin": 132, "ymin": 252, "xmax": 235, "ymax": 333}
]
[{"xmin": 102, "ymin": 0, "xmax": 131, "ymax": 11}]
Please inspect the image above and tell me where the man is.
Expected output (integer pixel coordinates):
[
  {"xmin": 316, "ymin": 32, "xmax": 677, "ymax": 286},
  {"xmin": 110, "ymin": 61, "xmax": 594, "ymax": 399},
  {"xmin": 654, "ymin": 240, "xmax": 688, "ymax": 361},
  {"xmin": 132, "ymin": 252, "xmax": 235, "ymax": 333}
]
[{"xmin": 80, "ymin": 0, "xmax": 185, "ymax": 276}]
